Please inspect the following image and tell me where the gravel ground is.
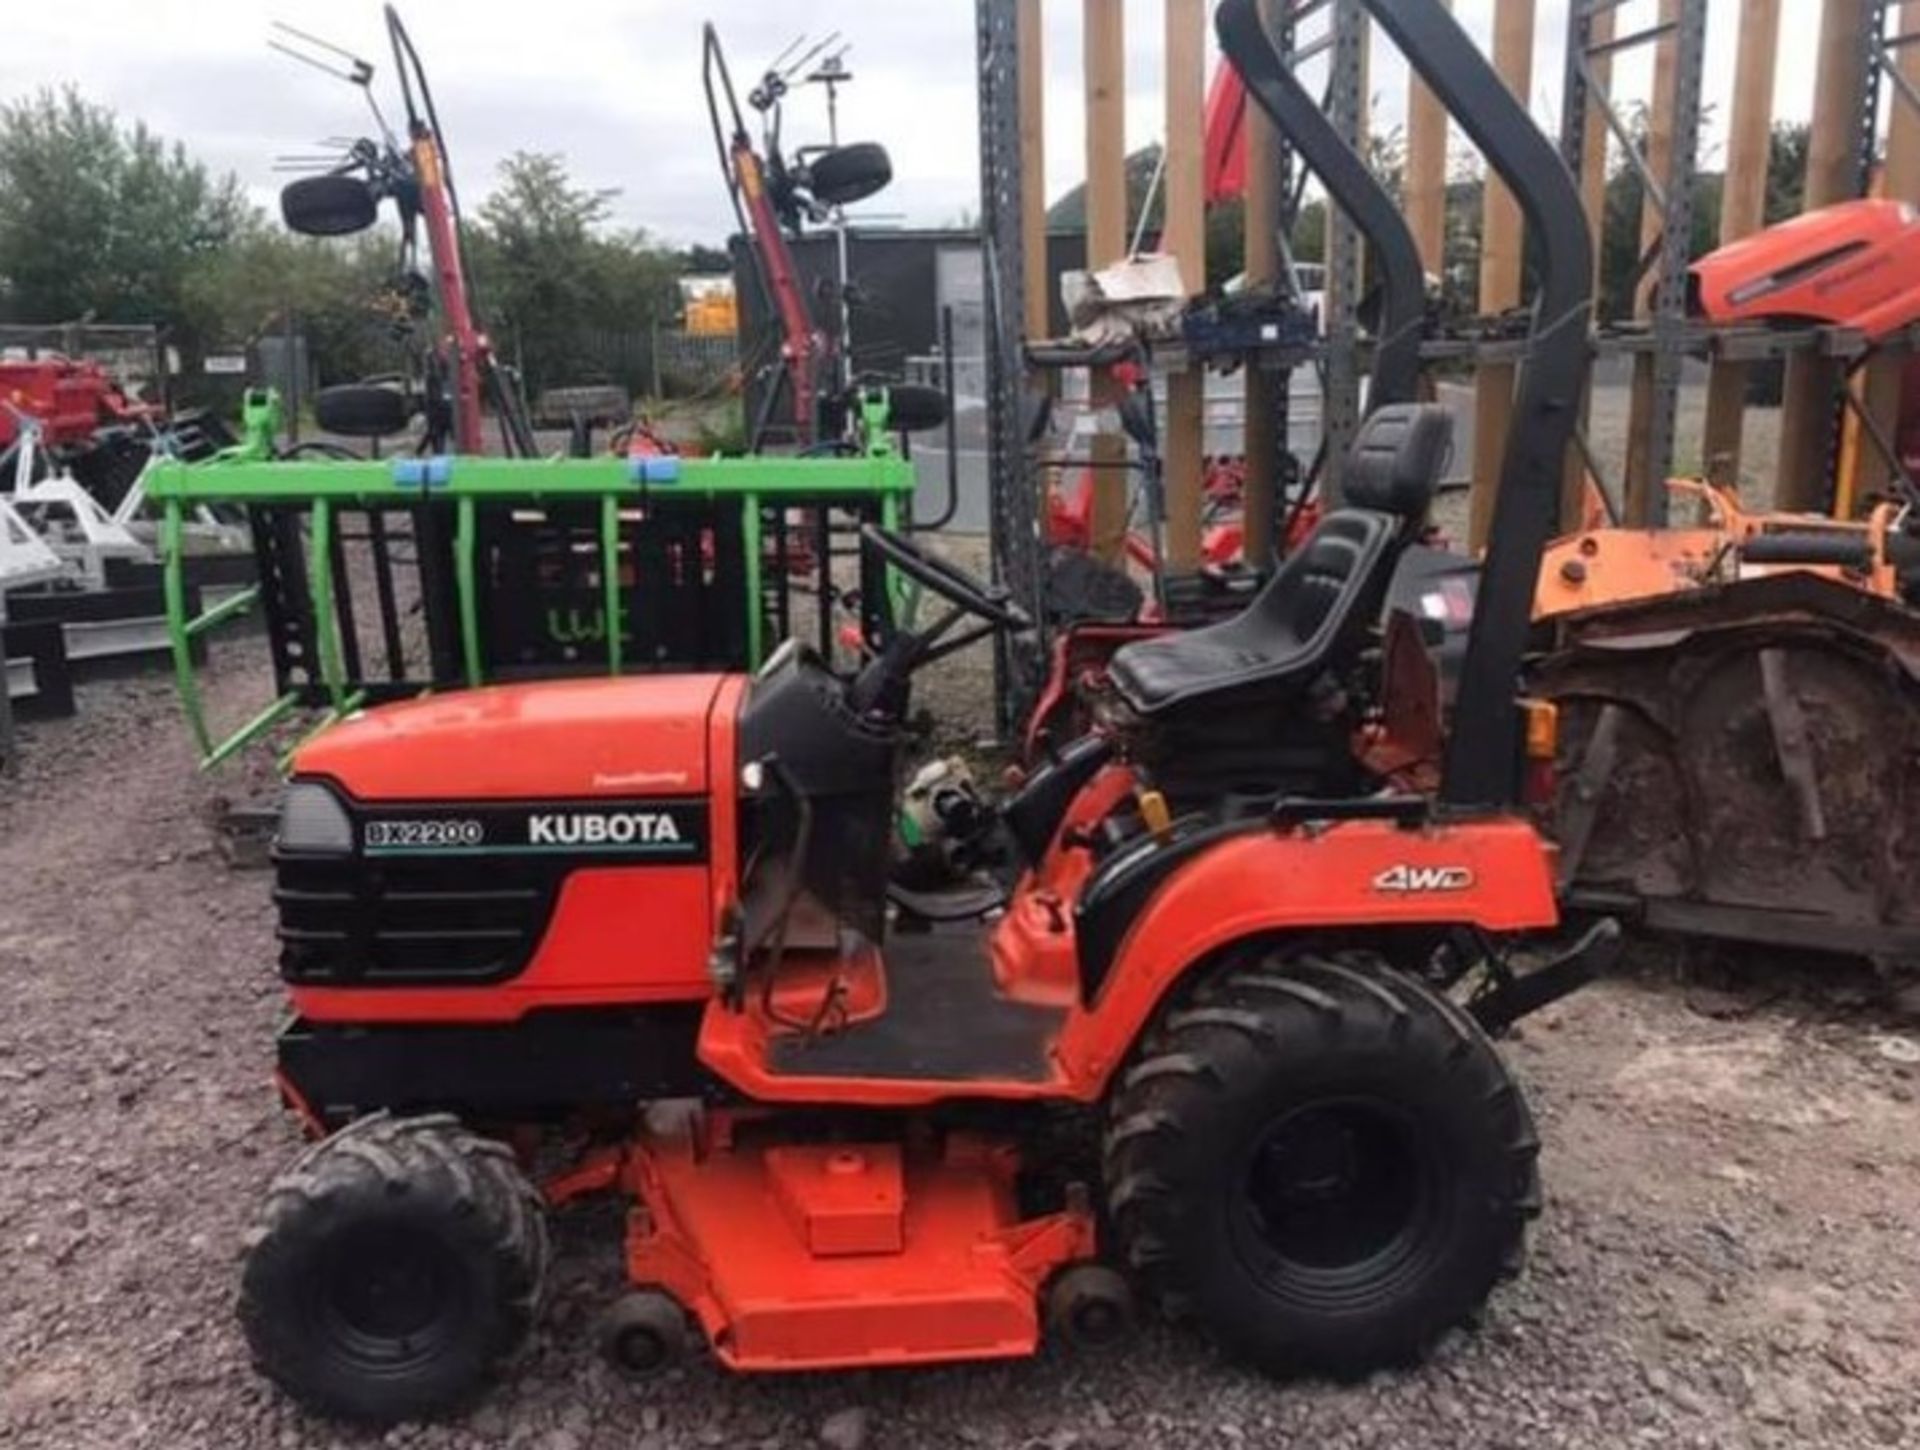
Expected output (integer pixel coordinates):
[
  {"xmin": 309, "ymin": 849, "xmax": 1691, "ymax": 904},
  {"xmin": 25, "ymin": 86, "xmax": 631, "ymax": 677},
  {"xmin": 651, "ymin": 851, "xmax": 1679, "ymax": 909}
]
[{"xmin": 5, "ymin": 597, "xmax": 1920, "ymax": 1450}]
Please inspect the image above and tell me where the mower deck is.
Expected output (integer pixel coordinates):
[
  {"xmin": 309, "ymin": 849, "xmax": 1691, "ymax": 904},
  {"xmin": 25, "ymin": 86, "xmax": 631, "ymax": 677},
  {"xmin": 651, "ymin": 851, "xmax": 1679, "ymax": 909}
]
[
  {"xmin": 626, "ymin": 1123, "xmax": 1096, "ymax": 1370},
  {"xmin": 766, "ymin": 932, "xmax": 1064, "ymax": 1083}
]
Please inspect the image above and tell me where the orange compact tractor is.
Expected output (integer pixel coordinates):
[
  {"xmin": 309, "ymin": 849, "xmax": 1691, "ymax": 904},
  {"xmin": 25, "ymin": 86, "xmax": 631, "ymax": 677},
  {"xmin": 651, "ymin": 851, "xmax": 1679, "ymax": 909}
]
[{"xmin": 236, "ymin": 0, "xmax": 1616, "ymax": 1424}]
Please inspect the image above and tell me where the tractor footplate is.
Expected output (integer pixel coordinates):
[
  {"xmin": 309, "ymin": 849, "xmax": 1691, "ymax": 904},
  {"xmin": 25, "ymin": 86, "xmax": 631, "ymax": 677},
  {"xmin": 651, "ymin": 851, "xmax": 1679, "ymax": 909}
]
[
  {"xmin": 765, "ymin": 932, "xmax": 1064, "ymax": 1083},
  {"xmin": 624, "ymin": 1118, "xmax": 1096, "ymax": 1371}
]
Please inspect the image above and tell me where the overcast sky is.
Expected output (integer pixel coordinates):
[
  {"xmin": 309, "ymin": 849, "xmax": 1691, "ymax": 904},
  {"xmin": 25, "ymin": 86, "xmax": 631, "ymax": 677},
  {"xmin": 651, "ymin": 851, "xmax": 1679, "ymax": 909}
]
[{"xmin": 0, "ymin": 1, "xmax": 1824, "ymax": 249}]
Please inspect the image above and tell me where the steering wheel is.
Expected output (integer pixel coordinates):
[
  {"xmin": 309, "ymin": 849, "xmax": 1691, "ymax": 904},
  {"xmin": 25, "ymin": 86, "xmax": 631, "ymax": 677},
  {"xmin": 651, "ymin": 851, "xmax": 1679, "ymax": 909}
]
[{"xmin": 860, "ymin": 525, "xmax": 1030, "ymax": 630}]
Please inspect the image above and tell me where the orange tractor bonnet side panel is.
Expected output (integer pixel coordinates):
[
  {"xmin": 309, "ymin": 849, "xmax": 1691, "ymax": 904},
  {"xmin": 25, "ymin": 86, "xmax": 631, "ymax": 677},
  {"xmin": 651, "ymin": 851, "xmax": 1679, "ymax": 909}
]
[
  {"xmin": 295, "ymin": 674, "xmax": 728, "ymax": 801},
  {"xmin": 288, "ymin": 675, "xmax": 748, "ymax": 1026}
]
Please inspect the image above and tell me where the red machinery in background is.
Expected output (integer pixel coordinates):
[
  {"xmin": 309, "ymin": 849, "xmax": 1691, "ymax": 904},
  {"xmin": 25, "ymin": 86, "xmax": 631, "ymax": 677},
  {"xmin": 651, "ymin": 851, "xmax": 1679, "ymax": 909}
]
[
  {"xmin": 0, "ymin": 356, "xmax": 155, "ymax": 456},
  {"xmin": 703, "ymin": 25, "xmax": 895, "ymax": 454},
  {"xmin": 1204, "ymin": 61, "xmax": 1253, "ymax": 206},
  {"xmin": 1686, "ymin": 196, "xmax": 1920, "ymax": 498},
  {"xmin": 1689, "ymin": 198, "xmax": 1920, "ymax": 340},
  {"xmin": 274, "ymin": 6, "xmax": 535, "ymax": 458},
  {"xmin": 405, "ymin": 116, "xmax": 485, "ymax": 455}
]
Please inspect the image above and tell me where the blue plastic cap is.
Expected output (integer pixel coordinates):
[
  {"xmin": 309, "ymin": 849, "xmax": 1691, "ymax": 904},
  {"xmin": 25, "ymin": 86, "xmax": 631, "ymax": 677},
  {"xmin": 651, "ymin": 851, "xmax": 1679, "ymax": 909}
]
[
  {"xmin": 626, "ymin": 455, "xmax": 682, "ymax": 485},
  {"xmin": 392, "ymin": 455, "xmax": 453, "ymax": 488}
]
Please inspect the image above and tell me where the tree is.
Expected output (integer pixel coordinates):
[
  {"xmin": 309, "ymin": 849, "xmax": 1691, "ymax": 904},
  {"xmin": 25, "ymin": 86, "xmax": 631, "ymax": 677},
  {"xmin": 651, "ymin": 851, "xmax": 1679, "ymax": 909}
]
[
  {"xmin": 1207, "ymin": 198, "xmax": 1247, "ymax": 282},
  {"xmin": 678, "ymin": 242, "xmax": 733, "ymax": 275},
  {"xmin": 1764, "ymin": 121, "xmax": 1811, "ymax": 224},
  {"xmin": 1044, "ymin": 144, "xmax": 1165, "ymax": 237},
  {"xmin": 1043, "ymin": 134, "xmax": 1413, "ymax": 287},
  {"xmin": 0, "ymin": 96, "xmax": 719, "ymax": 401},
  {"xmin": 1050, "ymin": 142, "xmax": 1256, "ymax": 280},
  {"xmin": 1585, "ymin": 111, "xmax": 1804, "ymax": 322},
  {"xmin": 468, "ymin": 151, "xmax": 682, "ymax": 394},
  {"xmin": 0, "ymin": 88, "xmax": 249, "ymax": 345},
  {"xmin": 181, "ymin": 223, "xmax": 405, "ymax": 389},
  {"xmin": 1589, "ymin": 103, "xmax": 1727, "ymax": 321}
]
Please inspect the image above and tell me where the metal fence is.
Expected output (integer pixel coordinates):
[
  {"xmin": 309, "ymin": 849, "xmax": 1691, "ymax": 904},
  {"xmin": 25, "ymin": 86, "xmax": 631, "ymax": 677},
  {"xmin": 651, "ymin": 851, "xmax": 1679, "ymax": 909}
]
[{"xmin": 554, "ymin": 328, "xmax": 738, "ymax": 400}]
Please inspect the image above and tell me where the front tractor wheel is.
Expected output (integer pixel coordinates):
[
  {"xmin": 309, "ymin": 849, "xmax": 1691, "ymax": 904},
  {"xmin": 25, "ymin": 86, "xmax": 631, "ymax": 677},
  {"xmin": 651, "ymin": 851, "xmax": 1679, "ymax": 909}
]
[
  {"xmin": 1104, "ymin": 950, "xmax": 1539, "ymax": 1378},
  {"xmin": 238, "ymin": 1113, "xmax": 549, "ymax": 1424}
]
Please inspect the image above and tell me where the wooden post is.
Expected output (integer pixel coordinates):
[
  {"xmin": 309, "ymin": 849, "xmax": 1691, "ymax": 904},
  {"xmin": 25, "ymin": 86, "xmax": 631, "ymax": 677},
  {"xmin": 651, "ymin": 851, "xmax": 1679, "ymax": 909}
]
[
  {"xmin": 1621, "ymin": 0, "xmax": 1680, "ymax": 523},
  {"xmin": 1776, "ymin": 0, "xmax": 1873, "ymax": 511},
  {"xmin": 1700, "ymin": 0, "xmax": 1781, "ymax": 491},
  {"xmin": 1241, "ymin": 0, "xmax": 1282, "ymax": 566},
  {"xmin": 1854, "ymin": 0, "xmax": 1920, "ymax": 510},
  {"xmin": 1018, "ymin": 0, "xmax": 1049, "ymax": 341},
  {"xmin": 1084, "ymin": 0, "xmax": 1129, "ymax": 562},
  {"xmin": 1163, "ymin": 0, "xmax": 1207, "ymax": 572},
  {"xmin": 1468, "ymin": 0, "xmax": 1534, "ymax": 551},
  {"xmin": 1404, "ymin": 1, "xmax": 1449, "ymax": 283},
  {"xmin": 1561, "ymin": 2, "xmax": 1613, "ymax": 528}
]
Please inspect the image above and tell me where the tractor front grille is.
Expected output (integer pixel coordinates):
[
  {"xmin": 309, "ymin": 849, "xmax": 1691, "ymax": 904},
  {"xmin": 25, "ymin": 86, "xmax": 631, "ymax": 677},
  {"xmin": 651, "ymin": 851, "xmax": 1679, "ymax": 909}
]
[{"xmin": 273, "ymin": 853, "xmax": 562, "ymax": 986}]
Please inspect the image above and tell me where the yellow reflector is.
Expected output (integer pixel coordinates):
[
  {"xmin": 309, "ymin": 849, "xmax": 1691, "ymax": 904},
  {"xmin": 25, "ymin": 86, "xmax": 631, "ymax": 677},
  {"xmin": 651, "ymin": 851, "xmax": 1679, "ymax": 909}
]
[
  {"xmin": 413, "ymin": 137, "xmax": 441, "ymax": 188},
  {"xmin": 1137, "ymin": 788, "xmax": 1172, "ymax": 835},
  {"xmin": 1522, "ymin": 699, "xmax": 1559, "ymax": 760}
]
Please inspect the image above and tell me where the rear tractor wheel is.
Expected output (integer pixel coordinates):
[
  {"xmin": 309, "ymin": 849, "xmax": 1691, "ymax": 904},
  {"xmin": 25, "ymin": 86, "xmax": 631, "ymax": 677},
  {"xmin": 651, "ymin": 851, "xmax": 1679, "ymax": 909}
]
[
  {"xmin": 238, "ymin": 1112, "xmax": 549, "ymax": 1424},
  {"xmin": 1104, "ymin": 949, "xmax": 1539, "ymax": 1378}
]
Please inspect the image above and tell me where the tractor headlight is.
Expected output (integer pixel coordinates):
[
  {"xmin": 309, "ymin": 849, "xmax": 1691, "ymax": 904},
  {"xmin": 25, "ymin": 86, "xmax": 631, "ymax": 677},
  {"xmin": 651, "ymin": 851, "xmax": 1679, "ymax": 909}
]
[{"xmin": 277, "ymin": 781, "xmax": 355, "ymax": 855}]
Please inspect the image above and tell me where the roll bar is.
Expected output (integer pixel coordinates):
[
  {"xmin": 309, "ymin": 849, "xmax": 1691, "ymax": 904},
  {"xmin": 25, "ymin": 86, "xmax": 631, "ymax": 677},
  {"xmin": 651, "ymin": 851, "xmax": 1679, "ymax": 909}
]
[
  {"xmin": 1213, "ymin": 0, "xmax": 1424, "ymax": 409},
  {"xmin": 1358, "ymin": 0, "xmax": 1595, "ymax": 810}
]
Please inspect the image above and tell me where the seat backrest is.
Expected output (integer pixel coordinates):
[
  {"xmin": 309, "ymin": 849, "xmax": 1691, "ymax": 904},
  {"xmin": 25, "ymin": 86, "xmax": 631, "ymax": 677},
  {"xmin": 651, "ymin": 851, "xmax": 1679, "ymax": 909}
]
[
  {"xmin": 1235, "ymin": 405, "xmax": 1455, "ymax": 671},
  {"xmin": 1341, "ymin": 402, "xmax": 1453, "ymax": 523},
  {"xmin": 1257, "ymin": 513, "xmax": 1377, "ymax": 642},
  {"xmin": 1104, "ymin": 403, "xmax": 1455, "ymax": 718}
]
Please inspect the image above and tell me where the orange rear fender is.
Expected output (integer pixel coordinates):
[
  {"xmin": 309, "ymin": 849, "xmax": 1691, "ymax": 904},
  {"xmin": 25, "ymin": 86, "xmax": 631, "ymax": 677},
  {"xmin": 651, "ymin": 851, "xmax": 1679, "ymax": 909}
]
[{"xmin": 1053, "ymin": 816, "xmax": 1559, "ymax": 1092}]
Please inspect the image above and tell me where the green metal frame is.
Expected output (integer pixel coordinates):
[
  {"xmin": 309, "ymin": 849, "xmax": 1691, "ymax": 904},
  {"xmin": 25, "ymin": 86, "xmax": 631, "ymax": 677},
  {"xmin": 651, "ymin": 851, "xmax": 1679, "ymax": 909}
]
[{"xmin": 148, "ymin": 451, "xmax": 916, "ymax": 767}]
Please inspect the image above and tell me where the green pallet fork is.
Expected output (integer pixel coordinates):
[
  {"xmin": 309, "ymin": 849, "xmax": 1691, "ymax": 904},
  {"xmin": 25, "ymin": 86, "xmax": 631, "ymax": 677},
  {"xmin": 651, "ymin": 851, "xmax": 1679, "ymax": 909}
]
[{"xmin": 148, "ymin": 447, "xmax": 917, "ymax": 767}]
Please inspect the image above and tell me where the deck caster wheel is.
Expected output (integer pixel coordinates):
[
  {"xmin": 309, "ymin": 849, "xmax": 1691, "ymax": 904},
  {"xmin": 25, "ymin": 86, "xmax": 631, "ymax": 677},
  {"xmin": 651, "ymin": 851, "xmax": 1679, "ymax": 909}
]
[
  {"xmin": 599, "ymin": 1290, "xmax": 691, "ymax": 1381},
  {"xmin": 1046, "ymin": 1264, "xmax": 1134, "ymax": 1351}
]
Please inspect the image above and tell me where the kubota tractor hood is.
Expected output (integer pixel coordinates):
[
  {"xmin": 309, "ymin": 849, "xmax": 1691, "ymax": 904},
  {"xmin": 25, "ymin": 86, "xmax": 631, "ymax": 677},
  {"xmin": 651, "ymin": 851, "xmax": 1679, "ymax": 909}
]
[{"xmin": 295, "ymin": 674, "xmax": 726, "ymax": 802}]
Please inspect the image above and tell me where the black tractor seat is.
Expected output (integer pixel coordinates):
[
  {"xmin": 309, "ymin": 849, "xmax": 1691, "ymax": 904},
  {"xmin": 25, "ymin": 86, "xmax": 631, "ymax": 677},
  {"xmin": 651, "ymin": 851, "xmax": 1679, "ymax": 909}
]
[{"xmin": 1109, "ymin": 403, "xmax": 1453, "ymax": 716}]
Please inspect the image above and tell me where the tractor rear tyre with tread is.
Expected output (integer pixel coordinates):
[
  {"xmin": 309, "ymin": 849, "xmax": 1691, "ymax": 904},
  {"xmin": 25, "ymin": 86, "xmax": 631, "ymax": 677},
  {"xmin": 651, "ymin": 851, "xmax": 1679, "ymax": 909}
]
[
  {"xmin": 238, "ymin": 1112, "xmax": 548, "ymax": 1424},
  {"xmin": 1104, "ymin": 949, "xmax": 1538, "ymax": 1379}
]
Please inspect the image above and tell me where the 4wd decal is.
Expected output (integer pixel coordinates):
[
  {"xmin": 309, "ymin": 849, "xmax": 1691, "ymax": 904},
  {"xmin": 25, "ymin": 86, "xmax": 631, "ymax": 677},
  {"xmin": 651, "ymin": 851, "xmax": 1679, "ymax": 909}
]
[
  {"xmin": 358, "ymin": 800, "xmax": 708, "ymax": 861},
  {"xmin": 1372, "ymin": 863, "xmax": 1475, "ymax": 894}
]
